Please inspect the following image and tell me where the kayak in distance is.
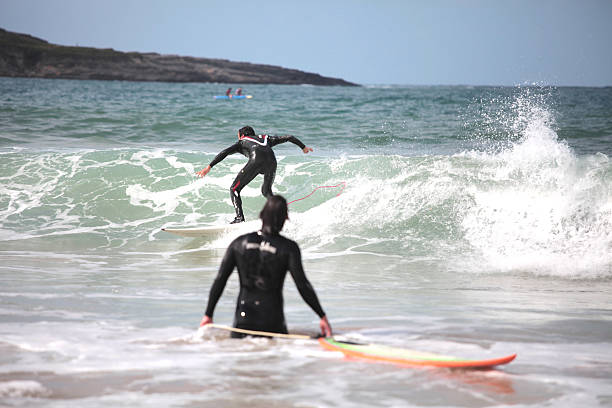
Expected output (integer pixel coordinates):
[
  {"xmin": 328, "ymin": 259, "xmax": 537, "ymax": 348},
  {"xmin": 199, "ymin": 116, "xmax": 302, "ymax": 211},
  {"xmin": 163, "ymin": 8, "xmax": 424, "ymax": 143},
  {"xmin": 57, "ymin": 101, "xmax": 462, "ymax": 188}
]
[{"xmin": 214, "ymin": 95, "xmax": 253, "ymax": 100}]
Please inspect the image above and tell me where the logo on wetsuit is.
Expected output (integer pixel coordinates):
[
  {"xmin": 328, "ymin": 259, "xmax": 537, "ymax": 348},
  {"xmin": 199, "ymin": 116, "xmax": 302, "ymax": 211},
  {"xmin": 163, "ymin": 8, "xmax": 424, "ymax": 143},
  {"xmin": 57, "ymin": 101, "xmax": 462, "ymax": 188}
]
[
  {"xmin": 240, "ymin": 134, "xmax": 268, "ymax": 146},
  {"xmin": 246, "ymin": 241, "xmax": 277, "ymax": 254}
]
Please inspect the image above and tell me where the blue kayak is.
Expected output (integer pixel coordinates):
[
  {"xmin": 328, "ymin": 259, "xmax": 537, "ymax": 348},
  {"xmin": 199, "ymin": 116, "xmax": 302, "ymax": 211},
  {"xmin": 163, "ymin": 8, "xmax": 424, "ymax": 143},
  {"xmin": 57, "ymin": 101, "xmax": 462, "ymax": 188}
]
[{"xmin": 214, "ymin": 95, "xmax": 253, "ymax": 100}]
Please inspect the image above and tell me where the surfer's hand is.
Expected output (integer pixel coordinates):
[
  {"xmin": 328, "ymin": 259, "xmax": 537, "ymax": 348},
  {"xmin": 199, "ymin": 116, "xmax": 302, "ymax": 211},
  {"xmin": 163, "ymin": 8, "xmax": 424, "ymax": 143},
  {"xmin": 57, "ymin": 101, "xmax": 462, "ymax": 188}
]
[
  {"xmin": 319, "ymin": 316, "xmax": 332, "ymax": 337},
  {"xmin": 302, "ymin": 146, "xmax": 313, "ymax": 154},
  {"xmin": 196, "ymin": 165, "xmax": 211, "ymax": 178},
  {"xmin": 199, "ymin": 315, "xmax": 213, "ymax": 327}
]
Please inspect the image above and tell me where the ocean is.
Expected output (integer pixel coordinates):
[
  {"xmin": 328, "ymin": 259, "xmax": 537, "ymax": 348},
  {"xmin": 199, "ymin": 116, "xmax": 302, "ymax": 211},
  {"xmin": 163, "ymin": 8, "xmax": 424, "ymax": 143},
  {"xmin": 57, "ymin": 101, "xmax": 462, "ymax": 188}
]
[{"xmin": 0, "ymin": 77, "xmax": 611, "ymax": 407}]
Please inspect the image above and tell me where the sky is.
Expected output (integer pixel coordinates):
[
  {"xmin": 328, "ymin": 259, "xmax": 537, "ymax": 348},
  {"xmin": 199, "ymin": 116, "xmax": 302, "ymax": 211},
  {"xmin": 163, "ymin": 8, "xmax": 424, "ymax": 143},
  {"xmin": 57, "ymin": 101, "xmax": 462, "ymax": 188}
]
[{"xmin": 1, "ymin": 0, "xmax": 611, "ymax": 86}]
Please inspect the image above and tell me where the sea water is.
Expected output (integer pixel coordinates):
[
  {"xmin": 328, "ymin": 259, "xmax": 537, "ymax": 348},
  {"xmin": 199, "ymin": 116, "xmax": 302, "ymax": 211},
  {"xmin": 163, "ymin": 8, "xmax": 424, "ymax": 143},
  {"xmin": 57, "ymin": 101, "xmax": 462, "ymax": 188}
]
[{"xmin": 0, "ymin": 78, "xmax": 611, "ymax": 407}]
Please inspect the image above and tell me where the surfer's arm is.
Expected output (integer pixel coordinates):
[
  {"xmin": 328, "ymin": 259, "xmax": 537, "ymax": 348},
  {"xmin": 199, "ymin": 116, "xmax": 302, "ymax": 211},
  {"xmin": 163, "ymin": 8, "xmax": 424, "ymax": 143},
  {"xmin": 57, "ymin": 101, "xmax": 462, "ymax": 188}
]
[
  {"xmin": 288, "ymin": 243, "xmax": 326, "ymax": 319},
  {"xmin": 289, "ymin": 249, "xmax": 332, "ymax": 336},
  {"xmin": 196, "ymin": 143, "xmax": 240, "ymax": 177},
  {"xmin": 269, "ymin": 135, "xmax": 313, "ymax": 153},
  {"xmin": 203, "ymin": 243, "xmax": 237, "ymax": 322}
]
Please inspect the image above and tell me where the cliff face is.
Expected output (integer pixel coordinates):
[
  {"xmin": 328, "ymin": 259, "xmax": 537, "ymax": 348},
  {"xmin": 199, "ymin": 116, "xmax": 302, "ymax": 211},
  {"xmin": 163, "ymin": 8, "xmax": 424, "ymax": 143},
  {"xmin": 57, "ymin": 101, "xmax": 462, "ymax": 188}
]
[{"xmin": 0, "ymin": 28, "xmax": 358, "ymax": 86}]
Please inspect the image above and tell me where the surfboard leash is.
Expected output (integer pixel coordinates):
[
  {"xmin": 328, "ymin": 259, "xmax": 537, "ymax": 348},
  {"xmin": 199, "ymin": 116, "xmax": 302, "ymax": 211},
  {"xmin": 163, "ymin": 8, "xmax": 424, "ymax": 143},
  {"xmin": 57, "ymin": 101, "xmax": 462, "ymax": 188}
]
[
  {"xmin": 287, "ymin": 182, "xmax": 346, "ymax": 205},
  {"xmin": 203, "ymin": 323, "xmax": 318, "ymax": 339}
]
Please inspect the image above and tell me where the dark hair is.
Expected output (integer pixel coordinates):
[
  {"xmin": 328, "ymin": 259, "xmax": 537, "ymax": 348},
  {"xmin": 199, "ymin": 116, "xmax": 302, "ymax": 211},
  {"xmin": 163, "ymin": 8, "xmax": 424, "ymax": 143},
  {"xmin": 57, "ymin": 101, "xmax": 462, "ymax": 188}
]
[
  {"xmin": 238, "ymin": 126, "xmax": 255, "ymax": 137},
  {"xmin": 259, "ymin": 195, "xmax": 288, "ymax": 235}
]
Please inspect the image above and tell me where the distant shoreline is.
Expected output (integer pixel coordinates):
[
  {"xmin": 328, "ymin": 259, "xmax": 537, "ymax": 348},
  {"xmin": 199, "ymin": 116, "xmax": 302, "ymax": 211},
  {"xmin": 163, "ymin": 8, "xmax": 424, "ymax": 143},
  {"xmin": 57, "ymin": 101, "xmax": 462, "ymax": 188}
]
[{"xmin": 0, "ymin": 28, "xmax": 358, "ymax": 87}]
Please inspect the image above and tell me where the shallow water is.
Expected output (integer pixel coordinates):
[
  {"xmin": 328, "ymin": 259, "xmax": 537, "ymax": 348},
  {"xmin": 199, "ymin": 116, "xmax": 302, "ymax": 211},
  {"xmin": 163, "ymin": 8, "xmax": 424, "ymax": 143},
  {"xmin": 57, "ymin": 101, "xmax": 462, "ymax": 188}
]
[{"xmin": 1, "ymin": 78, "xmax": 611, "ymax": 407}]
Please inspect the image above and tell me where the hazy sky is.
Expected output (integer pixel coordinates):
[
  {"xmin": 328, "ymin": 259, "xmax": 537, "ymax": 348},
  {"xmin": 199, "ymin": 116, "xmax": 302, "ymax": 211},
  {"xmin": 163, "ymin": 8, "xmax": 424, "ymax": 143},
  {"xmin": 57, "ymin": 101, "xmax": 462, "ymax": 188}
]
[{"xmin": 1, "ymin": 0, "xmax": 611, "ymax": 86}]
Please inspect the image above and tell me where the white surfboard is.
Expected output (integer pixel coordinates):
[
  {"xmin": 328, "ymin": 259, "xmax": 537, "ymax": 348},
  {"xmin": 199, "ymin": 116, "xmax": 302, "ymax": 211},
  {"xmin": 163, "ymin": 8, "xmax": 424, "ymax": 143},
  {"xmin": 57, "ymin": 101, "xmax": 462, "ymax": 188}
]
[{"xmin": 162, "ymin": 220, "xmax": 260, "ymax": 238}]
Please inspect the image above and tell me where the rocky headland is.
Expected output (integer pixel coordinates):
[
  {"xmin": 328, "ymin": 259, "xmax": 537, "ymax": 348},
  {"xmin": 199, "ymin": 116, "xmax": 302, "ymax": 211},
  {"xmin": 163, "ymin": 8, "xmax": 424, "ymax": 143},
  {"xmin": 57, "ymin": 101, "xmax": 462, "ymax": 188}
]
[{"xmin": 0, "ymin": 28, "xmax": 358, "ymax": 86}]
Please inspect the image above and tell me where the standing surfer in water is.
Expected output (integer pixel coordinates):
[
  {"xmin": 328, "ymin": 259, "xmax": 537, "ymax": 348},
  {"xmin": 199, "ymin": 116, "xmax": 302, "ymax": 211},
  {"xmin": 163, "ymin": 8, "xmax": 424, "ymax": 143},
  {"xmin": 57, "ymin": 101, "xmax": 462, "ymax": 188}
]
[
  {"xmin": 196, "ymin": 126, "xmax": 313, "ymax": 223},
  {"xmin": 199, "ymin": 195, "xmax": 332, "ymax": 338}
]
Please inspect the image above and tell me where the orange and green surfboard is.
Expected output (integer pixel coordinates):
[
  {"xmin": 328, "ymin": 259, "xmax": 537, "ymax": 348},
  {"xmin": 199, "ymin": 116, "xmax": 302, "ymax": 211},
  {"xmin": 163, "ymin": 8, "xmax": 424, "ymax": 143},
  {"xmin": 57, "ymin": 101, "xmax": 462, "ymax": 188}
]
[{"xmin": 319, "ymin": 337, "xmax": 516, "ymax": 369}]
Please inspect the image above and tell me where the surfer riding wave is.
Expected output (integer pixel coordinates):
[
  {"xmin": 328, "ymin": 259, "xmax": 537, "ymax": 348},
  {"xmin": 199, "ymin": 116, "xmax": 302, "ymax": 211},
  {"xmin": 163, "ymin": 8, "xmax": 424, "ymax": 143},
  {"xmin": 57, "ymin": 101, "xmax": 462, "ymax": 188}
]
[{"xmin": 196, "ymin": 126, "xmax": 313, "ymax": 224}]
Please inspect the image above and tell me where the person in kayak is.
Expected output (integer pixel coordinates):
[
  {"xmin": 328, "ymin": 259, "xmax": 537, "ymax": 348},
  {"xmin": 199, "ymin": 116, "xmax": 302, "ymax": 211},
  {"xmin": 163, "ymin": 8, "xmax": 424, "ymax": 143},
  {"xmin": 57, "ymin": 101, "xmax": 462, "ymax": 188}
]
[
  {"xmin": 199, "ymin": 195, "xmax": 332, "ymax": 338},
  {"xmin": 196, "ymin": 126, "xmax": 313, "ymax": 223}
]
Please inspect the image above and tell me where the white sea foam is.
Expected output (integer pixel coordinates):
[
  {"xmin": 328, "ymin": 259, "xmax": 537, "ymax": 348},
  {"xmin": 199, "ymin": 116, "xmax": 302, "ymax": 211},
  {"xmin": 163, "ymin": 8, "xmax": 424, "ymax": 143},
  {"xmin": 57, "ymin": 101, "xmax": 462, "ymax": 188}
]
[
  {"xmin": 459, "ymin": 97, "xmax": 612, "ymax": 278},
  {"xmin": 0, "ymin": 381, "xmax": 52, "ymax": 398}
]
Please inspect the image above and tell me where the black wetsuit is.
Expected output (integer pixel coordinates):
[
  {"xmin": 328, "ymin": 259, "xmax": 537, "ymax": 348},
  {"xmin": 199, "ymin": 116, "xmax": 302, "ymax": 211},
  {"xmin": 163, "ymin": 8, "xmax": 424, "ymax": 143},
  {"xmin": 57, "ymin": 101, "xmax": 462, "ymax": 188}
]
[
  {"xmin": 204, "ymin": 231, "xmax": 326, "ymax": 337},
  {"xmin": 208, "ymin": 134, "xmax": 306, "ymax": 221}
]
